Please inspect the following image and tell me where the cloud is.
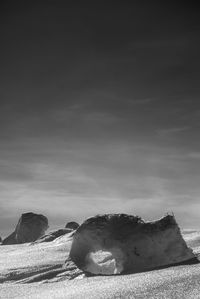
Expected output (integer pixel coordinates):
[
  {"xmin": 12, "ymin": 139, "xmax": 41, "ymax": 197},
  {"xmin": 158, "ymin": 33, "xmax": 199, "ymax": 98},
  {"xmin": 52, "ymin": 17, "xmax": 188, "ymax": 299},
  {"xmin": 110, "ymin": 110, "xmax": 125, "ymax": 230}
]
[
  {"xmin": 1, "ymin": 136, "xmax": 200, "ymax": 234},
  {"xmin": 131, "ymin": 36, "xmax": 190, "ymax": 50},
  {"xmin": 187, "ymin": 152, "xmax": 200, "ymax": 159},
  {"xmin": 127, "ymin": 98, "xmax": 155, "ymax": 105},
  {"xmin": 157, "ymin": 126, "xmax": 190, "ymax": 137}
]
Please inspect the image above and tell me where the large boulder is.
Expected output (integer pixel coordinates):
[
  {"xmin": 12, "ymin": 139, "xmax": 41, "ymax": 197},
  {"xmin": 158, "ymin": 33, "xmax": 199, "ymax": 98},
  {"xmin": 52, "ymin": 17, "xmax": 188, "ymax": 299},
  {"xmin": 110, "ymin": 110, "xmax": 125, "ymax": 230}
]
[
  {"xmin": 70, "ymin": 213, "xmax": 197, "ymax": 275},
  {"xmin": 2, "ymin": 212, "xmax": 48, "ymax": 245},
  {"xmin": 65, "ymin": 221, "xmax": 79, "ymax": 230}
]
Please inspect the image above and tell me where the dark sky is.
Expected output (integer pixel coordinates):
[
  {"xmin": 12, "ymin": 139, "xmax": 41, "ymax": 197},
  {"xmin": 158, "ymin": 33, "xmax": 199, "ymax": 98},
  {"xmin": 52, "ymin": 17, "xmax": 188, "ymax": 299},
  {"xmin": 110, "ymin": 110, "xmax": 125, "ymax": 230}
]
[{"xmin": 1, "ymin": 1, "xmax": 200, "ymax": 235}]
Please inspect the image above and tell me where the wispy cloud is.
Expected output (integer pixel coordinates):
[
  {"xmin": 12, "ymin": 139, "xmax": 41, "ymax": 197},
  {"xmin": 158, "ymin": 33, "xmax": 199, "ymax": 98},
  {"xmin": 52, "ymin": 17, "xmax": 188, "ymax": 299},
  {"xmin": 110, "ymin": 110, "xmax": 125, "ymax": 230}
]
[
  {"xmin": 128, "ymin": 98, "xmax": 155, "ymax": 105},
  {"xmin": 157, "ymin": 126, "xmax": 190, "ymax": 137},
  {"xmin": 1, "ymin": 138, "xmax": 200, "ymax": 230},
  {"xmin": 131, "ymin": 36, "xmax": 190, "ymax": 50},
  {"xmin": 187, "ymin": 152, "xmax": 200, "ymax": 159}
]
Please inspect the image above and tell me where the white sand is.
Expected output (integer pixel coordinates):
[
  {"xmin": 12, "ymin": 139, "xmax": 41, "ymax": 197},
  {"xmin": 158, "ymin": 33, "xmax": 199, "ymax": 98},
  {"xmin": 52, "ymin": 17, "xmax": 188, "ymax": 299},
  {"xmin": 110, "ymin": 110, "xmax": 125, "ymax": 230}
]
[{"xmin": 0, "ymin": 230, "xmax": 200, "ymax": 298}]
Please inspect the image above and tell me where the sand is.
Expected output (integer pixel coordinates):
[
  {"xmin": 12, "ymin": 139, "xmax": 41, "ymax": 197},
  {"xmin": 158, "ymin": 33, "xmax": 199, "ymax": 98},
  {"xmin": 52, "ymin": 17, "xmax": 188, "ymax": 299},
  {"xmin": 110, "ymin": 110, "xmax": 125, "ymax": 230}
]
[{"xmin": 0, "ymin": 230, "xmax": 200, "ymax": 298}]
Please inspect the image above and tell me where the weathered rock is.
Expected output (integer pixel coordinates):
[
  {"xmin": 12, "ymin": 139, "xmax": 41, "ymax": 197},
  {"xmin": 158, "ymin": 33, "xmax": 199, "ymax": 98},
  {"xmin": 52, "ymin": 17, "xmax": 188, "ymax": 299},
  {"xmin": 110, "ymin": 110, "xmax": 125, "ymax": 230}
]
[
  {"xmin": 34, "ymin": 228, "xmax": 74, "ymax": 243},
  {"xmin": 65, "ymin": 221, "xmax": 79, "ymax": 230},
  {"xmin": 2, "ymin": 212, "xmax": 48, "ymax": 245},
  {"xmin": 2, "ymin": 232, "xmax": 17, "ymax": 245},
  {"xmin": 70, "ymin": 213, "xmax": 197, "ymax": 275}
]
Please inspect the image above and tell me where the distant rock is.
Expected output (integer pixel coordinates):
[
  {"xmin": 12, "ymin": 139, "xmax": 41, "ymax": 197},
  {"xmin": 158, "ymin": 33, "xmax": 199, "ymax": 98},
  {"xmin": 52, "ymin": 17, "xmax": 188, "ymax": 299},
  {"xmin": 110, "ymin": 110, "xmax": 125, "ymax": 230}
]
[
  {"xmin": 0, "ymin": 236, "xmax": 2, "ymax": 243},
  {"xmin": 65, "ymin": 221, "xmax": 79, "ymax": 230},
  {"xmin": 70, "ymin": 213, "xmax": 197, "ymax": 275},
  {"xmin": 2, "ymin": 212, "xmax": 48, "ymax": 245},
  {"xmin": 34, "ymin": 228, "xmax": 74, "ymax": 243}
]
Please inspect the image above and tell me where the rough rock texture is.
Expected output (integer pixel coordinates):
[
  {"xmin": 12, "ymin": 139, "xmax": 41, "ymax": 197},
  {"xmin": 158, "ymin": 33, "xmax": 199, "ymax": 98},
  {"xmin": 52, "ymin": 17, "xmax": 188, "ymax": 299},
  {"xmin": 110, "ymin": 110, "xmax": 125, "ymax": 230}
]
[
  {"xmin": 65, "ymin": 221, "xmax": 79, "ymax": 230},
  {"xmin": 2, "ymin": 212, "xmax": 48, "ymax": 245},
  {"xmin": 34, "ymin": 228, "xmax": 74, "ymax": 243},
  {"xmin": 70, "ymin": 214, "xmax": 197, "ymax": 275}
]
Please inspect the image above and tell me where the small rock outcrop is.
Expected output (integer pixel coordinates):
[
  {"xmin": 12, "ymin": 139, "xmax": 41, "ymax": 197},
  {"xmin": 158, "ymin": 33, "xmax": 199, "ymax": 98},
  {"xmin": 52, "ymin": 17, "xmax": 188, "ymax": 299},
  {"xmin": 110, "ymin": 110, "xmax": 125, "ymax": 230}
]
[
  {"xmin": 2, "ymin": 212, "xmax": 48, "ymax": 245},
  {"xmin": 34, "ymin": 228, "xmax": 74, "ymax": 243},
  {"xmin": 70, "ymin": 213, "xmax": 197, "ymax": 275},
  {"xmin": 65, "ymin": 221, "xmax": 79, "ymax": 230}
]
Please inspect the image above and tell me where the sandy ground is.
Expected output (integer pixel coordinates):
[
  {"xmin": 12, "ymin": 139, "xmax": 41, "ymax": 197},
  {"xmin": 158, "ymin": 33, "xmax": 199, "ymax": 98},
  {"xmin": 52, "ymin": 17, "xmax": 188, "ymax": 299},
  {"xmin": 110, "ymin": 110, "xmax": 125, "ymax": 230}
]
[{"xmin": 0, "ymin": 230, "xmax": 200, "ymax": 298}]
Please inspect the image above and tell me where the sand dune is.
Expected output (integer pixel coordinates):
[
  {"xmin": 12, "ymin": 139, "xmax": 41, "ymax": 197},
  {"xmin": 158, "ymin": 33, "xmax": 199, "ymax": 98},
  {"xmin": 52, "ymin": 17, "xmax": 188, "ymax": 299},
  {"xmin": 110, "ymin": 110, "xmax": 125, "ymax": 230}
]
[
  {"xmin": 0, "ymin": 228, "xmax": 200, "ymax": 298},
  {"xmin": 0, "ymin": 219, "xmax": 200, "ymax": 299},
  {"xmin": 182, "ymin": 230, "xmax": 200, "ymax": 252}
]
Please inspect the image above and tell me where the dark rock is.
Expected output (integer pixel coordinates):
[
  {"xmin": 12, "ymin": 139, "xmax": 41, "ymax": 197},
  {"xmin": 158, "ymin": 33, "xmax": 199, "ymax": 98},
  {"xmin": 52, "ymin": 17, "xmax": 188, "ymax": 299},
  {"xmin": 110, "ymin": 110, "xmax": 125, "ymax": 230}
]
[
  {"xmin": 70, "ymin": 213, "xmax": 196, "ymax": 275},
  {"xmin": 65, "ymin": 221, "xmax": 79, "ymax": 230},
  {"xmin": 2, "ymin": 212, "xmax": 48, "ymax": 245},
  {"xmin": 34, "ymin": 228, "xmax": 74, "ymax": 243},
  {"xmin": 2, "ymin": 232, "xmax": 16, "ymax": 245}
]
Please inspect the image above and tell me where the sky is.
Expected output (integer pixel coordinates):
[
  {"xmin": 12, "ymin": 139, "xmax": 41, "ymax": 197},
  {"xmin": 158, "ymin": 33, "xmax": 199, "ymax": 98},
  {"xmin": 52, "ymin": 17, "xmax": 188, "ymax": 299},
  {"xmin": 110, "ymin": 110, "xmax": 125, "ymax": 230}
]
[{"xmin": 1, "ymin": 1, "xmax": 200, "ymax": 235}]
